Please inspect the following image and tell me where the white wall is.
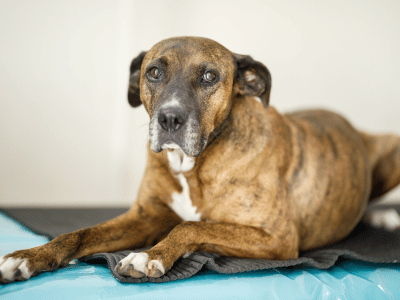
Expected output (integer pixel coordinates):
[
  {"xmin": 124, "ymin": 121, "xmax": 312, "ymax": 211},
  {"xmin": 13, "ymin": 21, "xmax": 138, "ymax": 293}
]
[{"xmin": 1, "ymin": 0, "xmax": 400, "ymax": 207}]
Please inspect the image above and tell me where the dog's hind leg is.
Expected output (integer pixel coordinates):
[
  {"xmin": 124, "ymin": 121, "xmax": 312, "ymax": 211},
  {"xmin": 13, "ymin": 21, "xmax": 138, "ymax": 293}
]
[{"xmin": 360, "ymin": 132, "xmax": 400, "ymax": 201}]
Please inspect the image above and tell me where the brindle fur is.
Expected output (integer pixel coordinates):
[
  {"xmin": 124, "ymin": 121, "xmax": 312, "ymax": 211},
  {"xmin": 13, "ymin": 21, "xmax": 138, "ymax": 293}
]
[{"xmin": 2, "ymin": 37, "xmax": 400, "ymax": 283}]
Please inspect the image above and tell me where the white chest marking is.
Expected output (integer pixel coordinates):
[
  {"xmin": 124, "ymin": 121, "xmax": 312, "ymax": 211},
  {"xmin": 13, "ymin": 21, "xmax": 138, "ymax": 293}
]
[
  {"xmin": 166, "ymin": 148, "xmax": 201, "ymax": 222},
  {"xmin": 171, "ymin": 173, "xmax": 201, "ymax": 221},
  {"xmin": 167, "ymin": 147, "xmax": 195, "ymax": 173}
]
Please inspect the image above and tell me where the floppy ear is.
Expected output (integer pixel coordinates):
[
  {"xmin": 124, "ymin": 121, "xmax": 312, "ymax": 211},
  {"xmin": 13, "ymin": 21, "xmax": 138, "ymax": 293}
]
[
  {"xmin": 234, "ymin": 54, "xmax": 272, "ymax": 107},
  {"xmin": 128, "ymin": 51, "xmax": 147, "ymax": 107}
]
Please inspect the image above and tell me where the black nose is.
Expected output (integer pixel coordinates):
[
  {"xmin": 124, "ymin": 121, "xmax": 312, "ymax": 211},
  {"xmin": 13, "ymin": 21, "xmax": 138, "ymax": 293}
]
[{"xmin": 158, "ymin": 107, "xmax": 187, "ymax": 132}]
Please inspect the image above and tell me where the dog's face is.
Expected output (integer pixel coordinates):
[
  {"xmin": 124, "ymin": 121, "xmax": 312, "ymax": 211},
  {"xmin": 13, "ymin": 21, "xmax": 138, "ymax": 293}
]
[{"xmin": 128, "ymin": 37, "xmax": 271, "ymax": 157}]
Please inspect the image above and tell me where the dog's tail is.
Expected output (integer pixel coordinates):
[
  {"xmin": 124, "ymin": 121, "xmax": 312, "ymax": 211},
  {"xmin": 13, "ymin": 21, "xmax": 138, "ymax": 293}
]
[{"xmin": 360, "ymin": 132, "xmax": 400, "ymax": 201}]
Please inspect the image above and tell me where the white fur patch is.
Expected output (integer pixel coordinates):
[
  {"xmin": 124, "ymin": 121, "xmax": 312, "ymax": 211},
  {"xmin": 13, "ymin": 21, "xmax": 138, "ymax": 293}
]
[
  {"xmin": 119, "ymin": 253, "xmax": 149, "ymax": 275},
  {"xmin": 253, "ymin": 96, "xmax": 262, "ymax": 104},
  {"xmin": 148, "ymin": 260, "xmax": 165, "ymax": 275},
  {"xmin": 167, "ymin": 148, "xmax": 200, "ymax": 221},
  {"xmin": 364, "ymin": 208, "xmax": 400, "ymax": 231},
  {"xmin": 161, "ymin": 96, "xmax": 180, "ymax": 108},
  {"xmin": 117, "ymin": 253, "xmax": 165, "ymax": 277},
  {"xmin": 167, "ymin": 148, "xmax": 196, "ymax": 173},
  {"xmin": 0, "ymin": 256, "xmax": 32, "ymax": 281},
  {"xmin": 18, "ymin": 260, "xmax": 32, "ymax": 279},
  {"xmin": 170, "ymin": 173, "xmax": 201, "ymax": 222}
]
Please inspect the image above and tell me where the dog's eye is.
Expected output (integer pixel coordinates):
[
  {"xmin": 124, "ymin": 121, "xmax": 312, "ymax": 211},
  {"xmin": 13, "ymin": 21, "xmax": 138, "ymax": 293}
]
[
  {"xmin": 202, "ymin": 71, "xmax": 216, "ymax": 83},
  {"xmin": 147, "ymin": 67, "xmax": 161, "ymax": 79}
]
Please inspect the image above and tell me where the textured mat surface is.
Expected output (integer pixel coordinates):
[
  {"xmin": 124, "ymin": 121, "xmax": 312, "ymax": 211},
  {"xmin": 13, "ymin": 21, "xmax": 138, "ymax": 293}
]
[{"xmin": 81, "ymin": 220, "xmax": 400, "ymax": 283}]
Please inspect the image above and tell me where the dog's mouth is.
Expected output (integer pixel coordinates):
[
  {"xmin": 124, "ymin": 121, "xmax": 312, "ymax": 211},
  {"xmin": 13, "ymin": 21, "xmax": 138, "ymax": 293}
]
[{"xmin": 149, "ymin": 112, "xmax": 207, "ymax": 157}]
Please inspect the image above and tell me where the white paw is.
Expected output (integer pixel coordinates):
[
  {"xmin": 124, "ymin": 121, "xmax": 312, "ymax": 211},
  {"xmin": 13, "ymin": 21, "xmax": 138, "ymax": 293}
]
[
  {"xmin": 115, "ymin": 252, "xmax": 165, "ymax": 278},
  {"xmin": 364, "ymin": 208, "xmax": 400, "ymax": 231},
  {"xmin": 0, "ymin": 256, "xmax": 33, "ymax": 282}
]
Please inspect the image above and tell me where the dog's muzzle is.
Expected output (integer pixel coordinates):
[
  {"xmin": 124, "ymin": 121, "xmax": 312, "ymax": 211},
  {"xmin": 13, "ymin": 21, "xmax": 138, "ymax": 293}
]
[{"xmin": 149, "ymin": 105, "xmax": 206, "ymax": 157}]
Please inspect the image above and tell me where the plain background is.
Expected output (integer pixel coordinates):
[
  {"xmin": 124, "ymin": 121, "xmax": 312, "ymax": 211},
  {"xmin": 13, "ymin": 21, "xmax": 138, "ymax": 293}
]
[{"xmin": 1, "ymin": 0, "xmax": 400, "ymax": 207}]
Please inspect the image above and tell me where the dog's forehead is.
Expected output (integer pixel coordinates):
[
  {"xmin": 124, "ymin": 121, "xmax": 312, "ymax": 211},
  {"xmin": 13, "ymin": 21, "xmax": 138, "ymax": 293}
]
[{"xmin": 144, "ymin": 37, "xmax": 234, "ymax": 68}]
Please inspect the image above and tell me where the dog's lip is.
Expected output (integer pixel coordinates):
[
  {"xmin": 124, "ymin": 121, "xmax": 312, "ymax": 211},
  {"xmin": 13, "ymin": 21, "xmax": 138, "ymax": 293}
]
[{"xmin": 161, "ymin": 142, "xmax": 181, "ymax": 150}]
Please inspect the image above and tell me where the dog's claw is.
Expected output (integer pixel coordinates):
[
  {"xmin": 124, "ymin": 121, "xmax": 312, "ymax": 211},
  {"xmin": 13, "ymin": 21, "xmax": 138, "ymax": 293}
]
[
  {"xmin": 148, "ymin": 267, "xmax": 163, "ymax": 278},
  {"xmin": 14, "ymin": 269, "xmax": 27, "ymax": 281},
  {"xmin": 15, "ymin": 269, "xmax": 21, "ymax": 276}
]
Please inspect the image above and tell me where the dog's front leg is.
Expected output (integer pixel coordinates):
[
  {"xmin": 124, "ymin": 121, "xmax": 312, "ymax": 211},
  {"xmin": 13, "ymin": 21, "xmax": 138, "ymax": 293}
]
[
  {"xmin": 115, "ymin": 221, "xmax": 299, "ymax": 278},
  {"xmin": 0, "ymin": 201, "xmax": 181, "ymax": 283}
]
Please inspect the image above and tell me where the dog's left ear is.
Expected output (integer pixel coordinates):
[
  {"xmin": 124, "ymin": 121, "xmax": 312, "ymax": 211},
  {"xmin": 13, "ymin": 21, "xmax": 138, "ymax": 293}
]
[
  {"xmin": 128, "ymin": 51, "xmax": 147, "ymax": 107},
  {"xmin": 233, "ymin": 54, "xmax": 272, "ymax": 107}
]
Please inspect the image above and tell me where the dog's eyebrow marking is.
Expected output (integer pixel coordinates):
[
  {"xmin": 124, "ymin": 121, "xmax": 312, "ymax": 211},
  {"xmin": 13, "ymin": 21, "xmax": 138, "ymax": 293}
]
[{"xmin": 147, "ymin": 57, "xmax": 169, "ymax": 69}]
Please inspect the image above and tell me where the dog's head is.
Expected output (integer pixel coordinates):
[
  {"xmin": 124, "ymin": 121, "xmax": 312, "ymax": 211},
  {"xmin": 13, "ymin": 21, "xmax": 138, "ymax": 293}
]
[{"xmin": 128, "ymin": 37, "xmax": 271, "ymax": 157}]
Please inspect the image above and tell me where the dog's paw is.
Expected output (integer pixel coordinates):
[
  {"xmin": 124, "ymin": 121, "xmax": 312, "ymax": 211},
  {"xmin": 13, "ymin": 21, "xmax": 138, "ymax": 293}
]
[
  {"xmin": 0, "ymin": 255, "xmax": 34, "ymax": 283},
  {"xmin": 0, "ymin": 249, "xmax": 58, "ymax": 284},
  {"xmin": 115, "ymin": 252, "xmax": 165, "ymax": 278},
  {"xmin": 364, "ymin": 208, "xmax": 400, "ymax": 231}
]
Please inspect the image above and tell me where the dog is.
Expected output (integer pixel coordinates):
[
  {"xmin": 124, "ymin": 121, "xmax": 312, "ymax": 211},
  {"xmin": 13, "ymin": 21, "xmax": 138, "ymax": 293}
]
[{"xmin": 1, "ymin": 36, "xmax": 400, "ymax": 283}]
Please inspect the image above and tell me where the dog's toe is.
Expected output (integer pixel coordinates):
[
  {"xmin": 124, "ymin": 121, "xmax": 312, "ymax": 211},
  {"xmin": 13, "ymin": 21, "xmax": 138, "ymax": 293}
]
[
  {"xmin": 126, "ymin": 265, "xmax": 146, "ymax": 278},
  {"xmin": 115, "ymin": 252, "xmax": 165, "ymax": 279},
  {"xmin": 14, "ymin": 268, "xmax": 28, "ymax": 281},
  {"xmin": 148, "ymin": 260, "xmax": 165, "ymax": 278}
]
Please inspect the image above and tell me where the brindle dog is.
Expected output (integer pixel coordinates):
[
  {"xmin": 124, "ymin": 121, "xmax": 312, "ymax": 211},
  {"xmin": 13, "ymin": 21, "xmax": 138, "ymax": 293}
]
[{"xmin": 1, "ymin": 37, "xmax": 400, "ymax": 283}]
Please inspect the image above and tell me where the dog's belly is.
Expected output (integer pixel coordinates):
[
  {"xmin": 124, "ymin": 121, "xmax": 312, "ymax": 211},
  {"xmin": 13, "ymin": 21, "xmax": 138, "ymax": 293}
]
[{"xmin": 285, "ymin": 109, "xmax": 372, "ymax": 249}]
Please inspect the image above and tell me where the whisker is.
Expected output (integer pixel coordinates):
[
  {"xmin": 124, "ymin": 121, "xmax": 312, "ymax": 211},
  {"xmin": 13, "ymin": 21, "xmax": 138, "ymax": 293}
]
[{"xmin": 138, "ymin": 122, "xmax": 149, "ymax": 129}]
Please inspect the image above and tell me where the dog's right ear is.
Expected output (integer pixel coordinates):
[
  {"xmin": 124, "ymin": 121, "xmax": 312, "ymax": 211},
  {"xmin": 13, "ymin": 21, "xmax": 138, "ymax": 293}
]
[
  {"xmin": 233, "ymin": 54, "xmax": 272, "ymax": 108},
  {"xmin": 128, "ymin": 51, "xmax": 147, "ymax": 107}
]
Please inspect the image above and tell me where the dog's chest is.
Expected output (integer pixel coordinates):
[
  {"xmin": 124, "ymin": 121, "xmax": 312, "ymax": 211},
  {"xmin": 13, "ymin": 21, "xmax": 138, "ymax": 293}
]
[{"xmin": 167, "ymin": 150, "xmax": 201, "ymax": 222}]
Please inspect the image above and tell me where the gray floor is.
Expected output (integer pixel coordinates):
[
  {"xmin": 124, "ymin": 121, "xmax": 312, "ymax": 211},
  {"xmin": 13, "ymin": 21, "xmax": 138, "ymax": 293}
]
[{"xmin": 2, "ymin": 208, "xmax": 129, "ymax": 238}]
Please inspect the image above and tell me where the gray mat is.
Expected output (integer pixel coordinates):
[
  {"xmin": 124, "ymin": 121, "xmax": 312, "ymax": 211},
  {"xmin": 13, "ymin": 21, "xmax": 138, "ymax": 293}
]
[
  {"xmin": 80, "ymin": 221, "xmax": 400, "ymax": 283},
  {"xmin": 3, "ymin": 207, "xmax": 400, "ymax": 283}
]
